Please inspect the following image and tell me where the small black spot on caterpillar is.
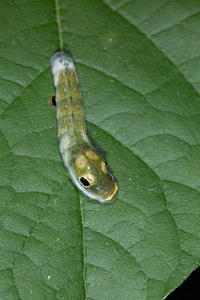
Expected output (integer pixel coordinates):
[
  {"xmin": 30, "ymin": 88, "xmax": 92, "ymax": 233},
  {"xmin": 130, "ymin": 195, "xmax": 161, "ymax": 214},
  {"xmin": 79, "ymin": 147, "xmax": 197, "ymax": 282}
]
[
  {"xmin": 80, "ymin": 177, "xmax": 90, "ymax": 187},
  {"xmin": 50, "ymin": 95, "xmax": 56, "ymax": 107}
]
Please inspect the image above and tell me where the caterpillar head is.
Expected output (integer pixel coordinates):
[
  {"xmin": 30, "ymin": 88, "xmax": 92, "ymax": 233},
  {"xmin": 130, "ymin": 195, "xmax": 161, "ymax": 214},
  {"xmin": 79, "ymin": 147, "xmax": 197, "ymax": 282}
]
[{"xmin": 69, "ymin": 147, "xmax": 118, "ymax": 203}]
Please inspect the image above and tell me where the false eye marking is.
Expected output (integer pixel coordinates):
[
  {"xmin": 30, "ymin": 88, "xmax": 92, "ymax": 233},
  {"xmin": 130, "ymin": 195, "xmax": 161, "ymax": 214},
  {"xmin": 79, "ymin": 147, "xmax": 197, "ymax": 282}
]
[
  {"xmin": 75, "ymin": 155, "xmax": 87, "ymax": 169},
  {"xmin": 79, "ymin": 177, "xmax": 90, "ymax": 187},
  {"xmin": 85, "ymin": 149, "xmax": 99, "ymax": 160},
  {"xmin": 79, "ymin": 173, "xmax": 95, "ymax": 187},
  {"xmin": 101, "ymin": 161, "xmax": 108, "ymax": 174}
]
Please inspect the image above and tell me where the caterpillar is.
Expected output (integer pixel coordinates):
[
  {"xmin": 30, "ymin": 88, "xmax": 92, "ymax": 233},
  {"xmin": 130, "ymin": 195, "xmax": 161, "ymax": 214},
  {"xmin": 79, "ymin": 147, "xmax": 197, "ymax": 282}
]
[{"xmin": 51, "ymin": 52, "xmax": 118, "ymax": 203}]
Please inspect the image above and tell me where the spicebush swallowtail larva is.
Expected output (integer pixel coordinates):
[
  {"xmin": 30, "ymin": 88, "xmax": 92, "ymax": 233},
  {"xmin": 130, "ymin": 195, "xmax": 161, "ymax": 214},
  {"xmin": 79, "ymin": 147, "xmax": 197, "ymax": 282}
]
[{"xmin": 51, "ymin": 52, "xmax": 118, "ymax": 203}]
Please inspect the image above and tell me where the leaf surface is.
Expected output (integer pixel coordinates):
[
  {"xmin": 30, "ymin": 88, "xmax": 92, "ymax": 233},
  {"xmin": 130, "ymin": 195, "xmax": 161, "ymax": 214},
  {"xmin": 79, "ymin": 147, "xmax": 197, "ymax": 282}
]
[{"xmin": 0, "ymin": 0, "xmax": 200, "ymax": 299}]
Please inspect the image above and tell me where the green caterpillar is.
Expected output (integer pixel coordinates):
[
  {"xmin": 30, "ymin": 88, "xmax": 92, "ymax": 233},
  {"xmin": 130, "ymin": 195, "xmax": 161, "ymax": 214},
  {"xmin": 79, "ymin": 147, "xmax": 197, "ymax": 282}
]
[{"xmin": 51, "ymin": 52, "xmax": 118, "ymax": 203}]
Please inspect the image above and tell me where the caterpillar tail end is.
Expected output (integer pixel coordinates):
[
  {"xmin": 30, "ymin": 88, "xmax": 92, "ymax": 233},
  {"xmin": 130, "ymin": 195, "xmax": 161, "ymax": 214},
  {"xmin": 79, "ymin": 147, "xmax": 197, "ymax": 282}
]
[{"xmin": 51, "ymin": 52, "xmax": 75, "ymax": 86}]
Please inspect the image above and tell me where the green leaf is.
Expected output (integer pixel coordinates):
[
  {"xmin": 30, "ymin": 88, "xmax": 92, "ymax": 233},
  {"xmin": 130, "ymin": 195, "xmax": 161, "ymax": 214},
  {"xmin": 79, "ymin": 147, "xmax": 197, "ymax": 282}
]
[{"xmin": 0, "ymin": 0, "xmax": 200, "ymax": 299}]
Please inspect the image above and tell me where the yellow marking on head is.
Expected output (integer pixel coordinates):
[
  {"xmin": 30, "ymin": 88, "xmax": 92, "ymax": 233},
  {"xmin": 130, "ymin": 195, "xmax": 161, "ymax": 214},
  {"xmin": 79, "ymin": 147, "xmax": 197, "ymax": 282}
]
[
  {"xmin": 85, "ymin": 149, "xmax": 99, "ymax": 160},
  {"xmin": 75, "ymin": 155, "xmax": 87, "ymax": 169},
  {"xmin": 101, "ymin": 161, "xmax": 108, "ymax": 174},
  {"xmin": 105, "ymin": 184, "xmax": 118, "ymax": 201}
]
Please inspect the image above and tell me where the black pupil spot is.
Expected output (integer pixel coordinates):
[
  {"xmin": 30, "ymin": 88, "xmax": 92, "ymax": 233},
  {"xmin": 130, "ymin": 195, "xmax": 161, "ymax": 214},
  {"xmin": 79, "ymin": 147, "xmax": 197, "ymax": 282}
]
[
  {"xmin": 80, "ymin": 177, "xmax": 90, "ymax": 187},
  {"xmin": 105, "ymin": 161, "xmax": 107, "ymax": 166}
]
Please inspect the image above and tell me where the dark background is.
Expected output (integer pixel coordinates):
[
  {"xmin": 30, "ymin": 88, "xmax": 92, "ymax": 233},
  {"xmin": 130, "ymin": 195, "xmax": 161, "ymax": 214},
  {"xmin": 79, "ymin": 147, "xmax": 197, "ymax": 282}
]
[{"xmin": 166, "ymin": 267, "xmax": 199, "ymax": 299}]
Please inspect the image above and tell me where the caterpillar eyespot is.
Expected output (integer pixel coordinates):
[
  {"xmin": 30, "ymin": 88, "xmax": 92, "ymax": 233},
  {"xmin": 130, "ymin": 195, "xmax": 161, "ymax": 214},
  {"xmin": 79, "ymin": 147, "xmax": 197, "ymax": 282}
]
[
  {"xmin": 51, "ymin": 51, "xmax": 118, "ymax": 203},
  {"xmin": 80, "ymin": 177, "xmax": 90, "ymax": 187}
]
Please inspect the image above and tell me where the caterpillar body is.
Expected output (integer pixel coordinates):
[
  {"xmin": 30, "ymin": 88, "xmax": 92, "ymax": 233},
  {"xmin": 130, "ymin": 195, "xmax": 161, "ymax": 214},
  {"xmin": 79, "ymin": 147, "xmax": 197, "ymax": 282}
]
[{"xmin": 51, "ymin": 52, "xmax": 118, "ymax": 203}]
